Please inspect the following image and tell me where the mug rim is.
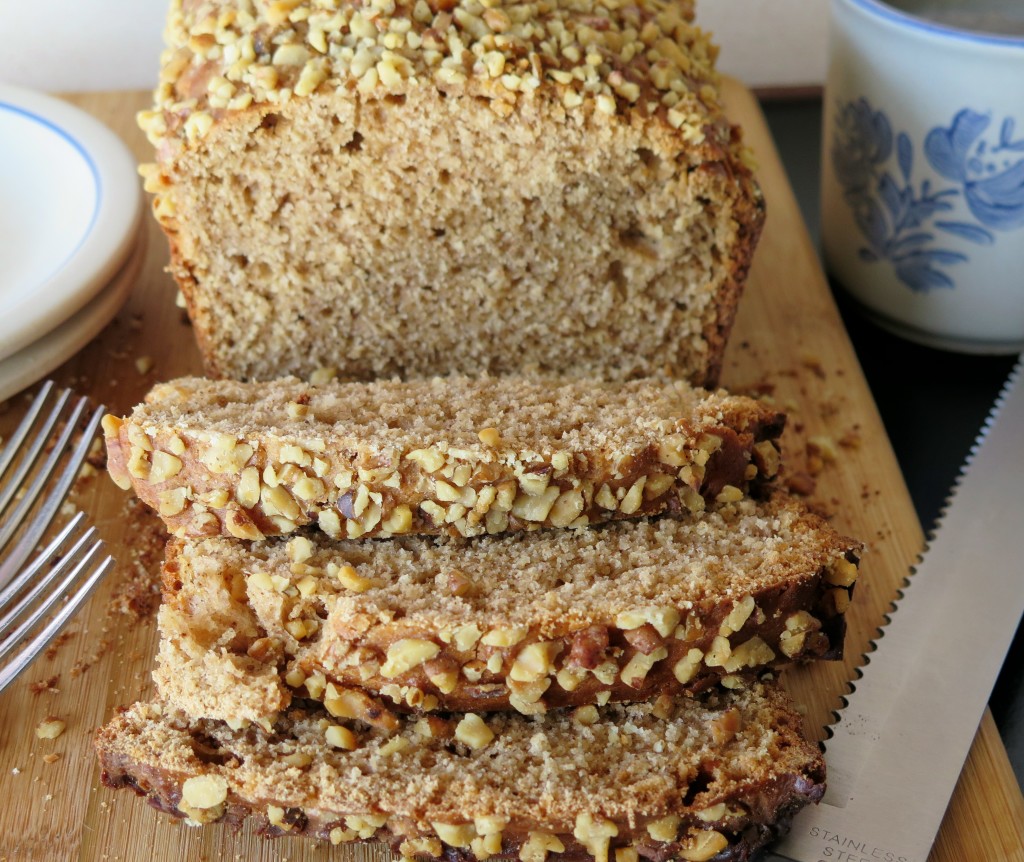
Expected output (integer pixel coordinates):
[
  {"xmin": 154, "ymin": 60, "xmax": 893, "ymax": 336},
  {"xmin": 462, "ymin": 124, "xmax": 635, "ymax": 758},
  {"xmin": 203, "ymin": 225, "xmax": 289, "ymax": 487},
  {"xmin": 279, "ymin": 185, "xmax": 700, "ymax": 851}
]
[{"xmin": 839, "ymin": 0, "xmax": 1024, "ymax": 47}]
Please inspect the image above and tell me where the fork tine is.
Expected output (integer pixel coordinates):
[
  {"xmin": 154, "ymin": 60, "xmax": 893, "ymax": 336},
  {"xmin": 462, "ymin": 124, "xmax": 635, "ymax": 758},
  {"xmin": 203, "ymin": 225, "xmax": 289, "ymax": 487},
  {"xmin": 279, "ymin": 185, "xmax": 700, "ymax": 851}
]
[
  {"xmin": 0, "ymin": 512, "xmax": 89, "ymax": 614},
  {"xmin": 0, "ymin": 520, "xmax": 95, "ymax": 628},
  {"xmin": 0, "ymin": 402, "xmax": 106, "ymax": 588},
  {"xmin": 0, "ymin": 552, "xmax": 114, "ymax": 695},
  {"xmin": 0, "ymin": 392, "xmax": 89, "ymax": 541},
  {"xmin": 0, "ymin": 384, "xmax": 71, "ymax": 517},
  {"xmin": 0, "ymin": 380, "xmax": 55, "ymax": 480},
  {"xmin": 0, "ymin": 537, "xmax": 109, "ymax": 666}
]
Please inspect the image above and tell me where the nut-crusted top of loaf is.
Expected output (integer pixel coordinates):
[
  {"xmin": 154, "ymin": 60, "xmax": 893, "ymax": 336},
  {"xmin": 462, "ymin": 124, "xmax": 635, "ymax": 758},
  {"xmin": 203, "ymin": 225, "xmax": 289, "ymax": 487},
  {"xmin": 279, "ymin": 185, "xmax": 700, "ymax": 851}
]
[
  {"xmin": 142, "ymin": 0, "xmax": 733, "ymax": 159},
  {"xmin": 104, "ymin": 375, "xmax": 785, "ymax": 541}
]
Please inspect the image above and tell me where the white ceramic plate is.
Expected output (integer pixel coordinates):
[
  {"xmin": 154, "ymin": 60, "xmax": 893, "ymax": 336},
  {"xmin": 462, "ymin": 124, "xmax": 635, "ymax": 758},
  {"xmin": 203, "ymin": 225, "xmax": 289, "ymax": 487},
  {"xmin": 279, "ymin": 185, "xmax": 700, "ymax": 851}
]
[
  {"xmin": 0, "ymin": 232, "xmax": 146, "ymax": 403},
  {"xmin": 0, "ymin": 84, "xmax": 142, "ymax": 362}
]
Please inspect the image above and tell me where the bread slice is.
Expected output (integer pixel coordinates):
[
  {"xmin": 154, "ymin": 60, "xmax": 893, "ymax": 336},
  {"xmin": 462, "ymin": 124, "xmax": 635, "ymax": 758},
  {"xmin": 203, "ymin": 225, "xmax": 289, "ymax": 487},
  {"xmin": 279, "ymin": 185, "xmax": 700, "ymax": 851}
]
[
  {"xmin": 104, "ymin": 375, "xmax": 784, "ymax": 541},
  {"xmin": 96, "ymin": 681, "xmax": 824, "ymax": 861},
  {"xmin": 138, "ymin": 0, "xmax": 763, "ymax": 385},
  {"xmin": 153, "ymin": 495, "xmax": 859, "ymax": 723}
]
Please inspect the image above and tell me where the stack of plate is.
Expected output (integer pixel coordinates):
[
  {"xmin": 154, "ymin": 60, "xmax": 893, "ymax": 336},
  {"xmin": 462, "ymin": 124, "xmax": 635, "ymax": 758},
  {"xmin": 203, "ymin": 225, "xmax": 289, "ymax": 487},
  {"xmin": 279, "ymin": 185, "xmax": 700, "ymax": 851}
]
[{"xmin": 0, "ymin": 84, "xmax": 144, "ymax": 402}]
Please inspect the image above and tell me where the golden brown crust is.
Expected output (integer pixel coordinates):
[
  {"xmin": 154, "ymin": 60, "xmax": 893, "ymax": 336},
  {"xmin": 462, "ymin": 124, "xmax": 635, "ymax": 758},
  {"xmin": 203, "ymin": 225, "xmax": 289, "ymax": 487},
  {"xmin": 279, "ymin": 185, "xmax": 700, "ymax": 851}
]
[
  {"xmin": 96, "ymin": 682, "xmax": 826, "ymax": 860},
  {"xmin": 104, "ymin": 375, "xmax": 785, "ymax": 541},
  {"xmin": 153, "ymin": 495, "xmax": 860, "ymax": 723}
]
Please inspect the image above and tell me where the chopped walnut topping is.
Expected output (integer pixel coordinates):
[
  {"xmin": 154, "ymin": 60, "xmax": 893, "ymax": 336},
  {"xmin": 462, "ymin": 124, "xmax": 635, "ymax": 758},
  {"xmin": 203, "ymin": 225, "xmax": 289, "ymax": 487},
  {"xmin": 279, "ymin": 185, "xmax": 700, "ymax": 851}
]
[
  {"xmin": 520, "ymin": 831, "xmax": 566, "ymax": 862},
  {"xmin": 454, "ymin": 713, "xmax": 495, "ymax": 750},
  {"xmin": 181, "ymin": 775, "xmax": 227, "ymax": 810}
]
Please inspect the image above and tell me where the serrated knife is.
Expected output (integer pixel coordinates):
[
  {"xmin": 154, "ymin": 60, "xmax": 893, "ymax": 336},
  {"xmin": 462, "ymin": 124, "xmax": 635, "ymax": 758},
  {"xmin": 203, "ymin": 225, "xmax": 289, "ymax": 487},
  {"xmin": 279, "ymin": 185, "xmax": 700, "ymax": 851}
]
[{"xmin": 764, "ymin": 356, "xmax": 1024, "ymax": 862}]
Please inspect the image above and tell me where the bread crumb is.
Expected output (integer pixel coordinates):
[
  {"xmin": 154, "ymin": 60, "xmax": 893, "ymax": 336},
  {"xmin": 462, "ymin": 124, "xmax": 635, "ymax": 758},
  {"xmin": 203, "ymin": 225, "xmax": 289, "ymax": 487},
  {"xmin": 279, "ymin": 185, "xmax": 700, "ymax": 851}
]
[{"xmin": 29, "ymin": 674, "xmax": 61, "ymax": 693}]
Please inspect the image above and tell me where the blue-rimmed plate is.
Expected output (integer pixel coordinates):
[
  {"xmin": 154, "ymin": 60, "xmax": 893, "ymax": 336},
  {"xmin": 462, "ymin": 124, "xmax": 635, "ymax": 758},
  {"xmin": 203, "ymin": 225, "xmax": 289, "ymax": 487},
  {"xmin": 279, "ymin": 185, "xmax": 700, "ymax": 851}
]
[
  {"xmin": 0, "ymin": 84, "xmax": 141, "ymax": 362},
  {"xmin": 0, "ymin": 230, "xmax": 146, "ymax": 403}
]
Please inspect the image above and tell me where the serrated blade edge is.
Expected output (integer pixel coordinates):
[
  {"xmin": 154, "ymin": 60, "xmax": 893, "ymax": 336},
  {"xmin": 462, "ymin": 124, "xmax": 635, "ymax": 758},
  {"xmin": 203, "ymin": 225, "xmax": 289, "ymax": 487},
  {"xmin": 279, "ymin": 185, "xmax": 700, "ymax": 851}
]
[{"xmin": 774, "ymin": 355, "xmax": 1024, "ymax": 862}]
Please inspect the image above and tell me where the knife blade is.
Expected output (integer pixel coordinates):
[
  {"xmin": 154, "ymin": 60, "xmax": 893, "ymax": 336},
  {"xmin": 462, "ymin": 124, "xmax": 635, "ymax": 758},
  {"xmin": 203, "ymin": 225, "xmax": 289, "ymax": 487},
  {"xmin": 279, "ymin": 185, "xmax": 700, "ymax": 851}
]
[{"xmin": 766, "ymin": 355, "xmax": 1024, "ymax": 862}]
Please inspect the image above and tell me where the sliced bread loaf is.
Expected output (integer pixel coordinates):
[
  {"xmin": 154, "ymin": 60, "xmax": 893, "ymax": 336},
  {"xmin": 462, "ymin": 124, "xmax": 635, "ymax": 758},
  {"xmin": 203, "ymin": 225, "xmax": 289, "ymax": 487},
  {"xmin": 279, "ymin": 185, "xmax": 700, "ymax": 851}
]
[
  {"xmin": 104, "ymin": 375, "xmax": 784, "ymax": 541},
  {"xmin": 154, "ymin": 495, "xmax": 859, "ymax": 722},
  {"xmin": 139, "ymin": 0, "xmax": 763, "ymax": 385},
  {"xmin": 96, "ymin": 681, "xmax": 824, "ymax": 861}
]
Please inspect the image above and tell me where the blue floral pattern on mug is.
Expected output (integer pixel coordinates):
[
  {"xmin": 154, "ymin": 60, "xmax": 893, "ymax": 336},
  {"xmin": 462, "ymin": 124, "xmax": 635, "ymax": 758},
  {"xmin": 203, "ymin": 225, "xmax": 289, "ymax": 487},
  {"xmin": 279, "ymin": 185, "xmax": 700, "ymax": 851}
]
[{"xmin": 832, "ymin": 98, "xmax": 1024, "ymax": 292}]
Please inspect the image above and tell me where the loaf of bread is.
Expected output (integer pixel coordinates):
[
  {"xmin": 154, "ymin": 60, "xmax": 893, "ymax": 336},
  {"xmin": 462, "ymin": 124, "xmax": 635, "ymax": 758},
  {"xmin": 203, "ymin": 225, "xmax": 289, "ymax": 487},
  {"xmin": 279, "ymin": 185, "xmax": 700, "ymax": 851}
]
[
  {"xmin": 104, "ymin": 375, "xmax": 784, "ymax": 541},
  {"xmin": 138, "ymin": 0, "xmax": 764, "ymax": 385},
  {"xmin": 97, "ymin": 681, "xmax": 824, "ymax": 860},
  {"xmin": 154, "ymin": 495, "xmax": 859, "ymax": 722}
]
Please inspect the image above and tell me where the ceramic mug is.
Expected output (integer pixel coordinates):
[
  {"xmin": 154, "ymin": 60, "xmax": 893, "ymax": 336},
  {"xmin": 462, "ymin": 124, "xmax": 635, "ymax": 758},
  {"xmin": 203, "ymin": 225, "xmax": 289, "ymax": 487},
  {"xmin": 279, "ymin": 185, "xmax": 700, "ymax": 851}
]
[{"xmin": 822, "ymin": 0, "xmax": 1024, "ymax": 353}]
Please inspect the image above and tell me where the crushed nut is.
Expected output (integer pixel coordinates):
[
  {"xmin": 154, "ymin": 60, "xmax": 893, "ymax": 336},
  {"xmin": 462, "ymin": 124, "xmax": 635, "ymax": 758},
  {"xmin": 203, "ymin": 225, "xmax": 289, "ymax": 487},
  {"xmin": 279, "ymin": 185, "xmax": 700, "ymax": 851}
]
[
  {"xmin": 330, "ymin": 563, "xmax": 375, "ymax": 592},
  {"xmin": 147, "ymin": 450, "xmax": 183, "ymax": 483},
  {"xmin": 378, "ymin": 736, "xmax": 411, "ymax": 757},
  {"xmin": 478, "ymin": 427, "xmax": 502, "ymax": 447},
  {"xmin": 616, "ymin": 607, "xmax": 680, "ymax": 639},
  {"xmin": 619, "ymin": 477, "xmax": 647, "ymax": 514},
  {"xmin": 433, "ymin": 822, "xmax": 477, "ymax": 848},
  {"xmin": 703, "ymin": 636, "xmax": 732, "ymax": 667},
  {"xmin": 406, "ymin": 447, "xmax": 445, "ymax": 473},
  {"xmin": 779, "ymin": 611, "xmax": 822, "ymax": 658},
  {"xmin": 620, "ymin": 646, "xmax": 668, "ymax": 687},
  {"xmin": 283, "ymin": 751, "xmax": 312, "ymax": 768},
  {"xmin": 826, "ymin": 557, "xmax": 859, "ymax": 587},
  {"xmin": 380, "ymin": 639, "xmax": 440, "ymax": 678},
  {"xmin": 481, "ymin": 627, "xmax": 527, "ymax": 648},
  {"xmin": 181, "ymin": 774, "xmax": 228, "ymax": 809},
  {"xmin": 556, "ymin": 666, "xmax": 587, "ymax": 691},
  {"xmin": 454, "ymin": 713, "xmax": 495, "ymax": 750},
  {"xmin": 35, "ymin": 717, "xmax": 66, "ymax": 740},
  {"xmin": 719, "ymin": 595, "xmax": 756, "ymax": 636},
  {"xmin": 679, "ymin": 829, "xmax": 729, "ymax": 861},
  {"xmin": 511, "ymin": 485, "xmax": 559, "ymax": 521},
  {"xmin": 715, "ymin": 484, "xmax": 744, "ymax": 504},
  {"xmin": 330, "ymin": 826, "xmax": 358, "ymax": 844},
  {"xmin": 573, "ymin": 813, "xmax": 618, "ymax": 862},
  {"xmin": 672, "ymin": 648, "xmax": 704, "ymax": 684},
  {"xmin": 401, "ymin": 837, "xmax": 443, "ymax": 857},
  {"xmin": 647, "ymin": 814, "xmax": 681, "ymax": 843},
  {"xmin": 520, "ymin": 831, "xmax": 565, "ymax": 862},
  {"xmin": 695, "ymin": 803, "xmax": 727, "ymax": 822},
  {"xmin": 346, "ymin": 813, "xmax": 387, "ymax": 838},
  {"xmin": 509, "ymin": 641, "xmax": 561, "ymax": 682},
  {"xmin": 382, "ymin": 504, "xmax": 413, "ymax": 533},
  {"xmin": 325, "ymin": 724, "xmax": 357, "ymax": 750}
]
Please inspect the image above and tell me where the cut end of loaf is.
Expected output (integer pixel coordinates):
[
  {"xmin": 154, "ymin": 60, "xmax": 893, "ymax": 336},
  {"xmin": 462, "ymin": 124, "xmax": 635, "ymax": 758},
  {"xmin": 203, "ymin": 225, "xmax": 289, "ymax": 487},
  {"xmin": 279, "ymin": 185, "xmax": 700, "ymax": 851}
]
[
  {"xmin": 140, "ymin": 0, "xmax": 766, "ymax": 383},
  {"xmin": 151, "ymin": 88, "xmax": 762, "ymax": 384}
]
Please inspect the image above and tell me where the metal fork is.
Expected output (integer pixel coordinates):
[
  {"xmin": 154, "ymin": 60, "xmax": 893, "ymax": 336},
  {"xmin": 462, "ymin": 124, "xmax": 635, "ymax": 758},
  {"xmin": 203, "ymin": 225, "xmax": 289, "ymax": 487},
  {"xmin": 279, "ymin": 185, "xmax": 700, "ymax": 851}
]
[{"xmin": 0, "ymin": 381, "xmax": 115, "ymax": 693}]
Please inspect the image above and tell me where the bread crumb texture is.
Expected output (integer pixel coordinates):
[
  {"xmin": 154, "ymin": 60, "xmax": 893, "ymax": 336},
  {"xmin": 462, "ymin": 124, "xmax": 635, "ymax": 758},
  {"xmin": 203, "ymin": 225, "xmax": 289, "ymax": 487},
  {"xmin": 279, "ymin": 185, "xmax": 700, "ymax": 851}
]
[
  {"xmin": 139, "ymin": 0, "xmax": 764, "ymax": 383},
  {"xmin": 96, "ymin": 681, "xmax": 825, "ymax": 858},
  {"xmin": 154, "ymin": 494, "xmax": 860, "ymax": 720}
]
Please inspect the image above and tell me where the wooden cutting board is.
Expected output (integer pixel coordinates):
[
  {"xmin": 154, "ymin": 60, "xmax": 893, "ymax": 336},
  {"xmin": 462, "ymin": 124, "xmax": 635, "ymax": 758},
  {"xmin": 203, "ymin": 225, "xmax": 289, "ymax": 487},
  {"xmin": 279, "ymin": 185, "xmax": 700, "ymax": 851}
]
[{"xmin": 0, "ymin": 81, "xmax": 1021, "ymax": 862}]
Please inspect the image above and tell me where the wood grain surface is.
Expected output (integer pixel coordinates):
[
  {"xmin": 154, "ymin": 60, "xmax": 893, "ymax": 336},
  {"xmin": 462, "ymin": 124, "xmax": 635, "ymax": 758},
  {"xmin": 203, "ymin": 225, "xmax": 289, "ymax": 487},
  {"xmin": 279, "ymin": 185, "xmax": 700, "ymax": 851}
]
[{"xmin": 0, "ymin": 82, "xmax": 1021, "ymax": 862}]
